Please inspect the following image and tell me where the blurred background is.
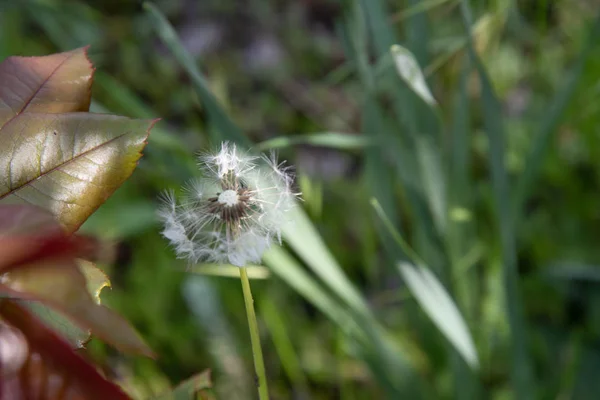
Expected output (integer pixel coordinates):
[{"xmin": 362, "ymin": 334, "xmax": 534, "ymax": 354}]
[{"xmin": 2, "ymin": 0, "xmax": 600, "ymax": 398}]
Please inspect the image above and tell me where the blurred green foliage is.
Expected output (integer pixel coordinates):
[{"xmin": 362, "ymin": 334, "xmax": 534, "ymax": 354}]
[{"xmin": 3, "ymin": 0, "xmax": 600, "ymax": 398}]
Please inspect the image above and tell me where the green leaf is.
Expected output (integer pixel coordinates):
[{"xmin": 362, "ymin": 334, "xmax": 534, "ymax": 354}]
[
  {"xmin": 398, "ymin": 261, "xmax": 479, "ymax": 369},
  {"xmin": 390, "ymin": 44, "xmax": 437, "ymax": 106}
]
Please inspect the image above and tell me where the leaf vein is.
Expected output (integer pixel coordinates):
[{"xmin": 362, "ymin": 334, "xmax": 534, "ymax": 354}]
[{"xmin": 0, "ymin": 131, "xmax": 133, "ymax": 201}]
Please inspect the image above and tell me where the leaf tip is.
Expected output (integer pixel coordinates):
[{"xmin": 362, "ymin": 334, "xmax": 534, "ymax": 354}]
[{"xmin": 141, "ymin": 117, "xmax": 160, "ymax": 146}]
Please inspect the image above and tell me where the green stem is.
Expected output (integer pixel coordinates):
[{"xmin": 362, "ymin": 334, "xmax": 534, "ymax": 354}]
[{"xmin": 239, "ymin": 267, "xmax": 269, "ymax": 400}]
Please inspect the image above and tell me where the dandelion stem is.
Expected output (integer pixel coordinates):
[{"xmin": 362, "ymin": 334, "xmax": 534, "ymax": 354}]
[{"xmin": 239, "ymin": 266, "xmax": 269, "ymax": 400}]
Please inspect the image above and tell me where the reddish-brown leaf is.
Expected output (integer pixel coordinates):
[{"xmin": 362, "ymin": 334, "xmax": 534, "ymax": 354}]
[
  {"xmin": 0, "ymin": 204, "xmax": 153, "ymax": 357},
  {"xmin": 0, "ymin": 47, "xmax": 157, "ymax": 233},
  {"xmin": 0, "ymin": 205, "xmax": 99, "ymax": 272},
  {"xmin": 0, "ymin": 47, "xmax": 92, "ymax": 121},
  {"xmin": 0, "ymin": 300, "xmax": 131, "ymax": 400}
]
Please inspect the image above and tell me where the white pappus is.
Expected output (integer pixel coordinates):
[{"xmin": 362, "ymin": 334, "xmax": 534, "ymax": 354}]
[{"xmin": 158, "ymin": 141, "xmax": 300, "ymax": 267}]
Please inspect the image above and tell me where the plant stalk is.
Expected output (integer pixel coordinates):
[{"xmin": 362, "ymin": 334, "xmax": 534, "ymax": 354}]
[{"xmin": 239, "ymin": 267, "xmax": 269, "ymax": 400}]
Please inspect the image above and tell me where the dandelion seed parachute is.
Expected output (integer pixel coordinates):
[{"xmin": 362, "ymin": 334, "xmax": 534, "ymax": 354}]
[{"xmin": 158, "ymin": 142, "xmax": 299, "ymax": 267}]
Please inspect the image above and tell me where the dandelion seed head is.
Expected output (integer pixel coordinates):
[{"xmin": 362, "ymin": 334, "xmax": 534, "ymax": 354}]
[{"xmin": 158, "ymin": 141, "xmax": 300, "ymax": 267}]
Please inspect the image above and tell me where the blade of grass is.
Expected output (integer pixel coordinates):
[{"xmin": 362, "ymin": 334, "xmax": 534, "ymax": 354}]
[
  {"xmin": 398, "ymin": 262, "xmax": 479, "ymax": 369},
  {"xmin": 360, "ymin": 4, "xmax": 478, "ymax": 397},
  {"xmin": 415, "ymin": 135, "xmax": 447, "ymax": 236},
  {"xmin": 460, "ymin": 1, "xmax": 533, "ymax": 397},
  {"xmin": 388, "ymin": 44, "xmax": 448, "ymax": 238},
  {"xmin": 281, "ymin": 207, "xmax": 371, "ymax": 319},
  {"xmin": 260, "ymin": 296, "xmax": 310, "ymax": 397},
  {"xmin": 347, "ymin": 0, "xmax": 406, "ymax": 263},
  {"xmin": 90, "ymin": 100, "xmax": 188, "ymax": 155},
  {"xmin": 183, "ymin": 277, "xmax": 251, "ymax": 398},
  {"xmin": 391, "ymin": 0, "xmax": 458, "ymax": 22},
  {"xmin": 448, "ymin": 60, "xmax": 471, "ymax": 225},
  {"xmin": 142, "ymin": 2, "xmax": 250, "ymax": 147},
  {"xmin": 263, "ymin": 246, "xmax": 419, "ymax": 397},
  {"xmin": 359, "ymin": 0, "xmax": 445, "ymax": 250},
  {"xmin": 447, "ymin": 57, "xmax": 479, "ymax": 324},
  {"xmin": 262, "ymin": 246, "xmax": 362, "ymax": 337},
  {"xmin": 255, "ymin": 133, "xmax": 369, "ymax": 151},
  {"xmin": 390, "ymin": 44, "xmax": 437, "ymax": 107},
  {"xmin": 512, "ymin": 11, "xmax": 600, "ymax": 222},
  {"xmin": 359, "ymin": 0, "xmax": 396, "ymax": 56},
  {"xmin": 372, "ymin": 198, "xmax": 480, "ymax": 367}
]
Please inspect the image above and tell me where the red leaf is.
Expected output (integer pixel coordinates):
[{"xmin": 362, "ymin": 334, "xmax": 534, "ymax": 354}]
[
  {"xmin": 0, "ymin": 204, "xmax": 154, "ymax": 357},
  {"xmin": 0, "ymin": 47, "xmax": 93, "ymax": 118},
  {"xmin": 0, "ymin": 204, "xmax": 100, "ymax": 272},
  {"xmin": 0, "ymin": 300, "xmax": 131, "ymax": 400}
]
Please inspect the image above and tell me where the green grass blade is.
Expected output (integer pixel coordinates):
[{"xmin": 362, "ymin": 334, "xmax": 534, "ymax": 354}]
[
  {"xmin": 372, "ymin": 199, "xmax": 479, "ymax": 369},
  {"xmin": 260, "ymin": 297, "xmax": 310, "ymax": 396},
  {"xmin": 255, "ymin": 133, "xmax": 369, "ymax": 151},
  {"xmin": 448, "ymin": 60, "xmax": 471, "ymax": 217},
  {"xmin": 263, "ymin": 246, "xmax": 418, "ymax": 396},
  {"xmin": 460, "ymin": 1, "xmax": 534, "ymax": 397},
  {"xmin": 512, "ymin": 12, "xmax": 600, "ymax": 221},
  {"xmin": 415, "ymin": 135, "xmax": 447, "ymax": 235},
  {"xmin": 370, "ymin": 199, "xmax": 425, "ymax": 265},
  {"xmin": 262, "ymin": 246, "xmax": 362, "ymax": 338},
  {"xmin": 359, "ymin": 0, "xmax": 396, "ymax": 56},
  {"xmin": 362, "ymin": 97, "xmax": 403, "ymax": 255},
  {"xmin": 90, "ymin": 100, "xmax": 187, "ymax": 154},
  {"xmin": 282, "ymin": 207, "xmax": 371, "ymax": 317},
  {"xmin": 390, "ymin": 44, "xmax": 437, "ymax": 107},
  {"xmin": 359, "ymin": 0, "xmax": 446, "ymax": 249},
  {"xmin": 398, "ymin": 262, "xmax": 479, "ymax": 369},
  {"xmin": 404, "ymin": 0, "xmax": 431, "ymax": 65},
  {"xmin": 182, "ymin": 277, "xmax": 251, "ymax": 398},
  {"xmin": 388, "ymin": 44, "xmax": 447, "ymax": 237},
  {"xmin": 346, "ymin": 0, "xmax": 406, "ymax": 262},
  {"xmin": 393, "ymin": 0, "xmax": 457, "ymax": 22},
  {"xmin": 447, "ymin": 56, "xmax": 479, "ymax": 330},
  {"xmin": 142, "ymin": 2, "xmax": 250, "ymax": 147}
]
